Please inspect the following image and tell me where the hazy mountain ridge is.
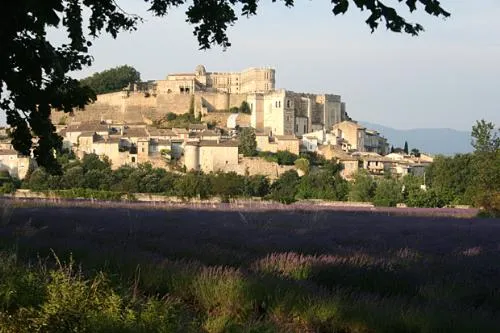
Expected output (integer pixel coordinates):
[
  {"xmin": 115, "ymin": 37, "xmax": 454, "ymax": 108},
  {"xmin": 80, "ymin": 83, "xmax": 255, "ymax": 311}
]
[{"xmin": 360, "ymin": 121, "xmax": 473, "ymax": 155}]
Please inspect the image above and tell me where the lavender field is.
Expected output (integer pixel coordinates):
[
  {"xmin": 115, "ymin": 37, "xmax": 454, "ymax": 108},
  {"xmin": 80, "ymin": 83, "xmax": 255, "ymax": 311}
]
[{"xmin": 1, "ymin": 199, "xmax": 500, "ymax": 332}]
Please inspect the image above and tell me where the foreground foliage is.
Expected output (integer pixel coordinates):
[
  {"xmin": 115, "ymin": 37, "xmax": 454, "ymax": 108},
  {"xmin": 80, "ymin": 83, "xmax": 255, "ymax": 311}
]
[{"xmin": 1, "ymin": 242, "xmax": 498, "ymax": 333}]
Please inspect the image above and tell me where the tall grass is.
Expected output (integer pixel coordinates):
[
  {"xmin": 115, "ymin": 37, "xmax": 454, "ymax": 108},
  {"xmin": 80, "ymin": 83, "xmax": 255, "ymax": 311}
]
[{"xmin": 0, "ymin": 200, "xmax": 498, "ymax": 332}]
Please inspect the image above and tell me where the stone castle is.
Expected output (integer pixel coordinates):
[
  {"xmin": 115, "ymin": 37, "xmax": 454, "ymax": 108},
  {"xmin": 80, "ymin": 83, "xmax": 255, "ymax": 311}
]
[
  {"xmin": 53, "ymin": 65, "xmax": 349, "ymax": 136},
  {"xmin": 44, "ymin": 65, "xmax": 423, "ymax": 181}
]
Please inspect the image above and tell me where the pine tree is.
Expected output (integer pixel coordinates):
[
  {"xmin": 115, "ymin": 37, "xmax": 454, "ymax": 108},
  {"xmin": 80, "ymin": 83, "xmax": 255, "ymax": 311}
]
[{"xmin": 404, "ymin": 141, "xmax": 409, "ymax": 154}]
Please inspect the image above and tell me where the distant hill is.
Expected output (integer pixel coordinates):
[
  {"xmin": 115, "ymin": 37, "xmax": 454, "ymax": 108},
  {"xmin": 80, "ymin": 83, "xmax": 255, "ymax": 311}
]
[{"xmin": 360, "ymin": 121, "xmax": 473, "ymax": 155}]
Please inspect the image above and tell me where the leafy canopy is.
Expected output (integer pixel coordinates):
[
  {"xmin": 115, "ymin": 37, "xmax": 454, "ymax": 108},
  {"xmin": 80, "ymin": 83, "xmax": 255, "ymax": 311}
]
[
  {"xmin": 80, "ymin": 65, "xmax": 141, "ymax": 95},
  {"xmin": 471, "ymin": 119, "xmax": 500, "ymax": 153},
  {"xmin": 0, "ymin": 0, "xmax": 450, "ymax": 172},
  {"xmin": 238, "ymin": 128, "xmax": 257, "ymax": 157}
]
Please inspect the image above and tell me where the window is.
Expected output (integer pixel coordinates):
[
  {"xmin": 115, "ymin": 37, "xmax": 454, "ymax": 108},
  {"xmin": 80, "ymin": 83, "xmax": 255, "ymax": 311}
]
[
  {"xmin": 286, "ymin": 100, "xmax": 291, "ymax": 108},
  {"xmin": 131, "ymin": 157, "xmax": 136, "ymax": 163},
  {"xmin": 141, "ymin": 148, "xmax": 144, "ymax": 153},
  {"xmin": 304, "ymin": 125, "xmax": 306, "ymax": 133}
]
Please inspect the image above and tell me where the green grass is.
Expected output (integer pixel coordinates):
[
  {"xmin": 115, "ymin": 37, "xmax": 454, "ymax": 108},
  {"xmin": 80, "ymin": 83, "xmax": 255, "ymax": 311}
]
[{"xmin": 1, "ymin": 249, "xmax": 499, "ymax": 333}]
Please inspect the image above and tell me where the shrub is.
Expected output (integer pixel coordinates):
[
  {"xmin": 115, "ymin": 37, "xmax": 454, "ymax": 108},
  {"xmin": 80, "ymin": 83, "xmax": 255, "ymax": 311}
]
[
  {"xmin": 348, "ymin": 170, "xmax": 376, "ymax": 202},
  {"xmin": 268, "ymin": 170, "xmax": 300, "ymax": 204},
  {"xmin": 52, "ymin": 189, "xmax": 124, "ymax": 201},
  {"xmin": 373, "ymin": 178, "xmax": 402, "ymax": 207},
  {"xmin": 276, "ymin": 150, "xmax": 298, "ymax": 166}
]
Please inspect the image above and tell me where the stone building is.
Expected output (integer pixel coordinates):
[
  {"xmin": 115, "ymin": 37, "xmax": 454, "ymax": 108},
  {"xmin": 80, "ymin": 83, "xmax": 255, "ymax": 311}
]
[
  {"xmin": 51, "ymin": 65, "xmax": 348, "ymax": 137},
  {"xmin": 0, "ymin": 150, "xmax": 32, "ymax": 179},
  {"xmin": 184, "ymin": 140, "xmax": 240, "ymax": 173},
  {"xmin": 331, "ymin": 121, "xmax": 388, "ymax": 155},
  {"xmin": 155, "ymin": 65, "xmax": 275, "ymax": 95},
  {"xmin": 255, "ymin": 132, "xmax": 300, "ymax": 155},
  {"xmin": 249, "ymin": 90, "xmax": 347, "ymax": 136}
]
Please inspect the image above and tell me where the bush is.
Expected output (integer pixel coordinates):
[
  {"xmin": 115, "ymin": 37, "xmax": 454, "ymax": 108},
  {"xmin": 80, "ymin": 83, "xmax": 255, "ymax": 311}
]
[
  {"xmin": 348, "ymin": 170, "xmax": 376, "ymax": 202},
  {"xmin": 373, "ymin": 178, "xmax": 402, "ymax": 207},
  {"xmin": 276, "ymin": 151, "xmax": 298, "ymax": 166},
  {"xmin": 209, "ymin": 172, "xmax": 245, "ymax": 200},
  {"xmin": 243, "ymin": 175, "xmax": 270, "ymax": 197},
  {"xmin": 52, "ymin": 189, "xmax": 124, "ymax": 201},
  {"xmin": 175, "ymin": 172, "xmax": 212, "ymax": 199},
  {"xmin": 166, "ymin": 112, "xmax": 177, "ymax": 121},
  {"xmin": 268, "ymin": 170, "xmax": 300, "ymax": 204}
]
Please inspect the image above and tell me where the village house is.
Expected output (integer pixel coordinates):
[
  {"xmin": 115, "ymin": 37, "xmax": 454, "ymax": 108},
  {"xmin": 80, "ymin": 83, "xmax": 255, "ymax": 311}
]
[
  {"xmin": 255, "ymin": 132, "xmax": 300, "ymax": 155},
  {"xmin": 0, "ymin": 150, "xmax": 32, "ymax": 179},
  {"xmin": 331, "ymin": 121, "xmax": 388, "ymax": 154},
  {"xmin": 184, "ymin": 140, "xmax": 240, "ymax": 173}
]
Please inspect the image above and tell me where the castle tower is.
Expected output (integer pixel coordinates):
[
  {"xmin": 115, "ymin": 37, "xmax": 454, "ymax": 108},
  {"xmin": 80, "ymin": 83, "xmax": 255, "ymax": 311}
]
[{"xmin": 184, "ymin": 143, "xmax": 200, "ymax": 171}]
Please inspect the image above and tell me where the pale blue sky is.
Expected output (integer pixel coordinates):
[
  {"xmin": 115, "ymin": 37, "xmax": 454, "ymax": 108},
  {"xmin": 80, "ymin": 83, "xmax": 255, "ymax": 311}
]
[{"xmin": 13, "ymin": 1, "xmax": 500, "ymax": 130}]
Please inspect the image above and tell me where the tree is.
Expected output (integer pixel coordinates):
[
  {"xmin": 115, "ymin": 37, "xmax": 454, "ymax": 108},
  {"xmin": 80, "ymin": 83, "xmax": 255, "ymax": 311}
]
[
  {"xmin": 390, "ymin": 145, "xmax": 394, "ymax": 153},
  {"xmin": 243, "ymin": 175, "xmax": 270, "ymax": 197},
  {"xmin": 471, "ymin": 119, "xmax": 500, "ymax": 153},
  {"xmin": 81, "ymin": 154, "xmax": 111, "ymax": 173},
  {"xmin": 470, "ymin": 120, "xmax": 500, "ymax": 215},
  {"xmin": 80, "ymin": 65, "xmax": 141, "ymax": 95},
  {"xmin": 268, "ymin": 170, "xmax": 300, "ymax": 204},
  {"xmin": 239, "ymin": 101, "xmax": 251, "ymax": 114},
  {"xmin": 238, "ymin": 128, "xmax": 257, "ymax": 157},
  {"xmin": 410, "ymin": 148, "xmax": 421, "ymax": 157},
  {"xmin": 425, "ymin": 154, "xmax": 475, "ymax": 205},
  {"xmin": 175, "ymin": 171, "xmax": 212, "ymax": 199},
  {"xmin": 276, "ymin": 150, "xmax": 298, "ymax": 165},
  {"xmin": 296, "ymin": 162, "xmax": 348, "ymax": 201},
  {"xmin": 294, "ymin": 158, "xmax": 310, "ymax": 175},
  {"xmin": 403, "ymin": 141, "xmax": 409, "ymax": 154},
  {"xmin": 209, "ymin": 172, "xmax": 245, "ymax": 201},
  {"xmin": 348, "ymin": 170, "xmax": 376, "ymax": 202},
  {"xmin": 0, "ymin": 0, "xmax": 450, "ymax": 172},
  {"xmin": 373, "ymin": 178, "xmax": 402, "ymax": 207}
]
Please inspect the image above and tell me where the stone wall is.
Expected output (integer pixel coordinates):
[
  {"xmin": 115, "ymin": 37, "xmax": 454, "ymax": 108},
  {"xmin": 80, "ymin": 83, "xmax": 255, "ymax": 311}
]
[
  {"xmin": 156, "ymin": 93, "xmax": 192, "ymax": 114},
  {"xmin": 221, "ymin": 157, "xmax": 295, "ymax": 180},
  {"xmin": 202, "ymin": 112, "xmax": 250, "ymax": 128}
]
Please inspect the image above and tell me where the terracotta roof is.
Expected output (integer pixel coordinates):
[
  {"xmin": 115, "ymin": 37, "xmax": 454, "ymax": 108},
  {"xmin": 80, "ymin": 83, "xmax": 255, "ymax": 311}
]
[
  {"xmin": 123, "ymin": 127, "xmax": 148, "ymax": 138},
  {"xmin": 275, "ymin": 135, "xmax": 298, "ymax": 141},
  {"xmin": 66, "ymin": 122, "xmax": 108, "ymax": 132},
  {"xmin": 147, "ymin": 127, "xmax": 177, "ymax": 137},
  {"xmin": 94, "ymin": 136, "xmax": 120, "ymax": 144},
  {"xmin": 338, "ymin": 156, "xmax": 359, "ymax": 162},
  {"xmin": 186, "ymin": 140, "xmax": 239, "ymax": 147},
  {"xmin": 78, "ymin": 132, "xmax": 95, "ymax": 137},
  {"xmin": 189, "ymin": 123, "xmax": 207, "ymax": 130},
  {"xmin": 152, "ymin": 139, "xmax": 171, "ymax": 145},
  {"xmin": 192, "ymin": 130, "xmax": 219, "ymax": 138},
  {"xmin": 0, "ymin": 149, "xmax": 18, "ymax": 156},
  {"xmin": 173, "ymin": 128, "xmax": 189, "ymax": 134}
]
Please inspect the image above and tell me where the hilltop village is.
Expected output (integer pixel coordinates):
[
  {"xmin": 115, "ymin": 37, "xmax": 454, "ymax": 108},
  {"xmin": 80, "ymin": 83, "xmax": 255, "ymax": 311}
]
[{"xmin": 3, "ymin": 65, "xmax": 432, "ymax": 180}]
